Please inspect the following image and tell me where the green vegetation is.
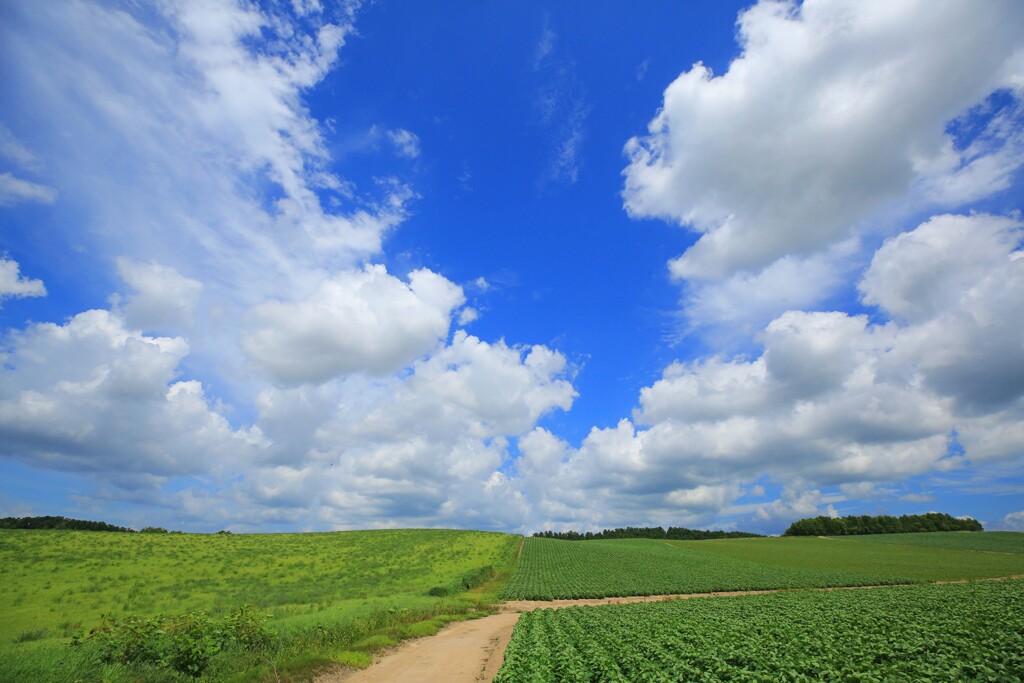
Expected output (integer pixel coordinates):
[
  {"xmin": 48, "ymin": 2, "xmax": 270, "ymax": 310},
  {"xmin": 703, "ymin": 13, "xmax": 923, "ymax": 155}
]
[
  {"xmin": 0, "ymin": 516, "xmax": 134, "ymax": 533},
  {"xmin": 0, "ymin": 528, "xmax": 519, "ymax": 682},
  {"xmin": 782, "ymin": 511, "xmax": 982, "ymax": 536},
  {"xmin": 499, "ymin": 537, "xmax": 914, "ymax": 600},
  {"xmin": 495, "ymin": 578, "xmax": 1024, "ymax": 682},
  {"xmin": 665, "ymin": 535, "xmax": 1024, "ymax": 581},
  {"xmin": 842, "ymin": 530, "xmax": 1024, "ymax": 554},
  {"xmin": 533, "ymin": 525, "xmax": 762, "ymax": 541}
]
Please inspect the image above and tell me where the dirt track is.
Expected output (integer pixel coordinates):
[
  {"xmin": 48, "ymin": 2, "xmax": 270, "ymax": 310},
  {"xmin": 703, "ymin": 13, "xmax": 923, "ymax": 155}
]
[
  {"xmin": 318, "ymin": 576, "xmax": 1024, "ymax": 683},
  {"xmin": 317, "ymin": 612, "xmax": 519, "ymax": 683}
]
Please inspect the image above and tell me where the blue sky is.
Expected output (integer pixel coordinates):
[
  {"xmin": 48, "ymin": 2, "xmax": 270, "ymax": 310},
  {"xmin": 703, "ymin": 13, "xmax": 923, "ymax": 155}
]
[{"xmin": 1, "ymin": 0, "xmax": 1023, "ymax": 534}]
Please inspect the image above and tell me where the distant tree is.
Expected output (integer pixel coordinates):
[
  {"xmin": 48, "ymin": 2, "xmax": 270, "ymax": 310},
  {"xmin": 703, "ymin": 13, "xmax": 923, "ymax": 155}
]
[
  {"xmin": 783, "ymin": 512, "xmax": 983, "ymax": 537},
  {"xmin": 0, "ymin": 516, "xmax": 134, "ymax": 533},
  {"xmin": 533, "ymin": 525, "xmax": 763, "ymax": 541},
  {"xmin": 140, "ymin": 526, "xmax": 169, "ymax": 534}
]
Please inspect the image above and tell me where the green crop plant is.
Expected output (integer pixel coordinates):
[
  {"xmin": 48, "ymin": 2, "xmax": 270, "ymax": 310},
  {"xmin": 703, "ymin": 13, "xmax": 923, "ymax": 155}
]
[
  {"xmin": 500, "ymin": 537, "xmax": 916, "ymax": 600},
  {"xmin": 496, "ymin": 579, "xmax": 1024, "ymax": 682}
]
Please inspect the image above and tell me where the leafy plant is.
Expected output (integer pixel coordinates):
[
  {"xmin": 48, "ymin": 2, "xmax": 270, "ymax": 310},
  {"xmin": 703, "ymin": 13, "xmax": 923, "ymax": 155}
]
[
  {"xmin": 85, "ymin": 605, "xmax": 273, "ymax": 676},
  {"xmin": 496, "ymin": 579, "xmax": 1024, "ymax": 682}
]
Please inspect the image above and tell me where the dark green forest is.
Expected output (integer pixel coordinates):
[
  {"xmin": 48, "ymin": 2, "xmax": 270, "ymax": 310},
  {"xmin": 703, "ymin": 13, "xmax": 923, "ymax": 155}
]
[
  {"xmin": 782, "ymin": 512, "xmax": 983, "ymax": 536},
  {"xmin": 0, "ymin": 516, "xmax": 134, "ymax": 533}
]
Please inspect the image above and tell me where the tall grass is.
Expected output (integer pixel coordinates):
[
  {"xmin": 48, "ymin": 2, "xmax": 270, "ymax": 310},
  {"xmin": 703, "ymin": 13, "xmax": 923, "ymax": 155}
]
[{"xmin": 0, "ymin": 528, "xmax": 520, "ymax": 682}]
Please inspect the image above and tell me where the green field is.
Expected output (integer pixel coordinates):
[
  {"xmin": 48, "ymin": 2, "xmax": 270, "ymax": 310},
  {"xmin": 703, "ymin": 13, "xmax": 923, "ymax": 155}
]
[
  {"xmin": 839, "ymin": 530, "xmax": 1024, "ymax": 554},
  {"xmin": 0, "ymin": 528, "xmax": 519, "ymax": 682},
  {"xmin": 501, "ymin": 533, "xmax": 1024, "ymax": 600},
  {"xmin": 666, "ymin": 533, "xmax": 1024, "ymax": 581},
  {"xmin": 495, "ymin": 578, "xmax": 1024, "ymax": 682},
  {"xmin": 500, "ymin": 537, "xmax": 913, "ymax": 600},
  {"xmin": 5, "ymin": 528, "xmax": 1022, "ymax": 681}
]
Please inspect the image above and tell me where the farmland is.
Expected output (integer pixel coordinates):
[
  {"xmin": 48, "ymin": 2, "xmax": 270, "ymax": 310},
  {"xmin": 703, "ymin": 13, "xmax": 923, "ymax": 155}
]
[
  {"xmin": 841, "ymin": 530, "xmax": 1024, "ymax": 554},
  {"xmin": 498, "ymin": 535, "xmax": 1024, "ymax": 600},
  {"xmin": 495, "ymin": 578, "xmax": 1024, "ymax": 682},
  {"xmin": 3, "ymin": 528, "xmax": 1023, "ymax": 681},
  {"xmin": 665, "ymin": 534, "xmax": 1024, "ymax": 581},
  {"xmin": 0, "ymin": 528, "xmax": 518, "ymax": 682}
]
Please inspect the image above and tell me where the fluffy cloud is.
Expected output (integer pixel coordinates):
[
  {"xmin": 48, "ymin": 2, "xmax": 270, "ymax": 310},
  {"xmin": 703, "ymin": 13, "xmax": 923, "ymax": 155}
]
[
  {"xmin": 623, "ymin": 0, "xmax": 1024, "ymax": 281},
  {"xmin": 238, "ymin": 331, "xmax": 576, "ymax": 529},
  {"xmin": 242, "ymin": 266, "xmax": 466, "ymax": 384},
  {"xmin": 513, "ymin": 212, "xmax": 1022, "ymax": 531},
  {"xmin": 0, "ymin": 257, "xmax": 46, "ymax": 300},
  {"xmin": 115, "ymin": 259, "xmax": 202, "ymax": 333},
  {"xmin": 0, "ymin": 308, "xmax": 263, "ymax": 486}
]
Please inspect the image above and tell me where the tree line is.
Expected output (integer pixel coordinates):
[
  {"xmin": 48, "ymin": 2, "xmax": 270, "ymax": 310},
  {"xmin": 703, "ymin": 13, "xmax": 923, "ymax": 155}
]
[
  {"xmin": 782, "ymin": 512, "xmax": 983, "ymax": 537},
  {"xmin": 532, "ymin": 525, "xmax": 763, "ymax": 541},
  {"xmin": 0, "ymin": 515, "xmax": 135, "ymax": 533}
]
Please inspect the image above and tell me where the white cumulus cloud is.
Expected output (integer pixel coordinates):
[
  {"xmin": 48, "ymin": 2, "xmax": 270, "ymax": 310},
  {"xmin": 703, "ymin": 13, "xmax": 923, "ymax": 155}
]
[
  {"xmin": 0, "ymin": 257, "xmax": 46, "ymax": 301},
  {"xmin": 243, "ymin": 266, "xmax": 466, "ymax": 384},
  {"xmin": 623, "ymin": 0, "xmax": 1024, "ymax": 281}
]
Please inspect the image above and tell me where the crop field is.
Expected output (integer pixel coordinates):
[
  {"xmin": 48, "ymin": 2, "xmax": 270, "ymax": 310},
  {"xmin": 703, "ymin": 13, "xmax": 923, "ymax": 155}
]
[
  {"xmin": 0, "ymin": 528, "xmax": 519, "ymax": 682},
  {"xmin": 841, "ymin": 530, "xmax": 1024, "ymax": 554},
  {"xmin": 665, "ymin": 533, "xmax": 1024, "ymax": 581},
  {"xmin": 495, "ymin": 578, "xmax": 1024, "ymax": 682},
  {"xmin": 499, "ymin": 537, "xmax": 916, "ymax": 600}
]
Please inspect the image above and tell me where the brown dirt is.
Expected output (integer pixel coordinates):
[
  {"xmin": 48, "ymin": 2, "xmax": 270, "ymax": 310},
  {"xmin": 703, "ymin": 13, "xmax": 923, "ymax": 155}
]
[
  {"xmin": 317, "ymin": 613, "xmax": 520, "ymax": 683},
  {"xmin": 316, "ymin": 575, "xmax": 1024, "ymax": 683}
]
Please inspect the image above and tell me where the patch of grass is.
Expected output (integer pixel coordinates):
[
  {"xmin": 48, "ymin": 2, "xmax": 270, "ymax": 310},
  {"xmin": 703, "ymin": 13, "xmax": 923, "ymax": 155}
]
[
  {"xmin": 398, "ymin": 618, "xmax": 445, "ymax": 639},
  {"xmin": 13, "ymin": 629, "xmax": 48, "ymax": 644},
  {"xmin": 351, "ymin": 634, "xmax": 395, "ymax": 651},
  {"xmin": 332, "ymin": 650, "xmax": 371, "ymax": 668}
]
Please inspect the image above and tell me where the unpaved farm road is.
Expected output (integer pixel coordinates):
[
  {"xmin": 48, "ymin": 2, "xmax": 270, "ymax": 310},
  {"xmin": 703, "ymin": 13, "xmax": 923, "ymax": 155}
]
[{"xmin": 316, "ymin": 576, "xmax": 1024, "ymax": 683}]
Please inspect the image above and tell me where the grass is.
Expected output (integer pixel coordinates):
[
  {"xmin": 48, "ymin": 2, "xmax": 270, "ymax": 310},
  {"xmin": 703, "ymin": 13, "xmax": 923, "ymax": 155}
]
[
  {"xmin": 666, "ymin": 533, "xmax": 1024, "ymax": 581},
  {"xmin": 0, "ymin": 528, "xmax": 520, "ymax": 682}
]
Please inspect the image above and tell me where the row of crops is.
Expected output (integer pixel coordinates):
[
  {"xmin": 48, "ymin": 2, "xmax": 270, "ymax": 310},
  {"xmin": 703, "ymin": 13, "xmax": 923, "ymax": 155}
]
[
  {"xmin": 499, "ymin": 537, "xmax": 911, "ymax": 600},
  {"xmin": 495, "ymin": 579, "xmax": 1024, "ymax": 682}
]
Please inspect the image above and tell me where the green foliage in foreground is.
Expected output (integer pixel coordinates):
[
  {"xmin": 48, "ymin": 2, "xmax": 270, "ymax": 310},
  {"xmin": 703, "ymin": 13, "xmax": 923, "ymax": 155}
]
[
  {"xmin": 499, "ymin": 538, "xmax": 913, "ymax": 600},
  {"xmin": 666, "ymin": 535, "xmax": 1024, "ymax": 581},
  {"xmin": 0, "ymin": 528, "xmax": 520, "ymax": 682},
  {"xmin": 82, "ymin": 605, "xmax": 273, "ymax": 677},
  {"xmin": 495, "ymin": 579, "xmax": 1024, "ymax": 682},
  {"xmin": 782, "ymin": 511, "xmax": 982, "ymax": 536},
  {"xmin": 842, "ymin": 530, "xmax": 1024, "ymax": 554}
]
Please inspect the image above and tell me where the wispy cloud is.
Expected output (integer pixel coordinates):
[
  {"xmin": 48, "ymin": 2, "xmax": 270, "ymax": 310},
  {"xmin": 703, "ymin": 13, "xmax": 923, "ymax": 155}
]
[
  {"xmin": 532, "ymin": 24, "xmax": 589, "ymax": 186},
  {"xmin": 0, "ymin": 172, "xmax": 56, "ymax": 206}
]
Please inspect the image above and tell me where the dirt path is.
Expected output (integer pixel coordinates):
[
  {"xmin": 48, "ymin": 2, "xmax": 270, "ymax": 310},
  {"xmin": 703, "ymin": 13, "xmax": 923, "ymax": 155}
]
[
  {"xmin": 318, "ymin": 613, "xmax": 519, "ymax": 683},
  {"xmin": 318, "ymin": 575, "xmax": 1024, "ymax": 683}
]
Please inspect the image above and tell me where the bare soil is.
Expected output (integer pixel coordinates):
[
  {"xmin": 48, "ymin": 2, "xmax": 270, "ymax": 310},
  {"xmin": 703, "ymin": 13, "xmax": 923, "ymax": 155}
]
[{"xmin": 317, "ymin": 613, "xmax": 519, "ymax": 683}]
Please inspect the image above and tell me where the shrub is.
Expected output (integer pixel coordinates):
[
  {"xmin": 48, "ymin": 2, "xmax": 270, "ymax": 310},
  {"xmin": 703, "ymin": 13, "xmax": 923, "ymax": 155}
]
[{"xmin": 82, "ymin": 605, "xmax": 274, "ymax": 677}]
